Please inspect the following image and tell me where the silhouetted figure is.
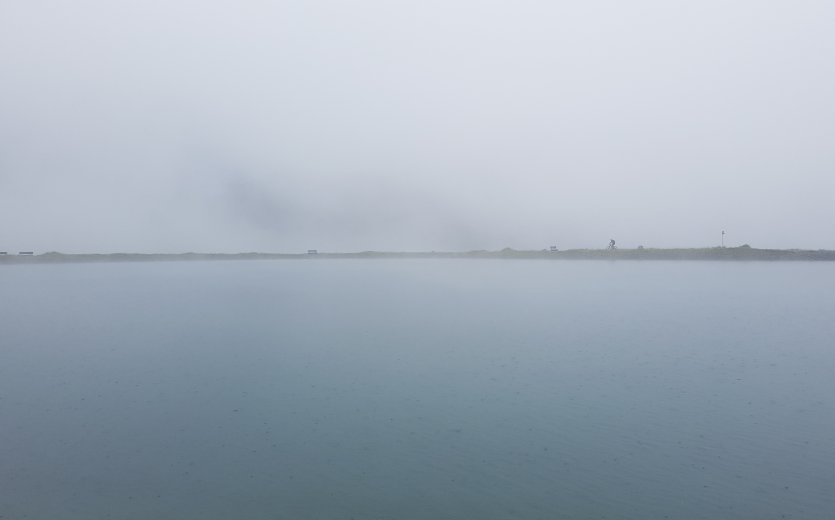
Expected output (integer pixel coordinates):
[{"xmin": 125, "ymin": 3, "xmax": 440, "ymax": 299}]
[{"xmin": 608, "ymin": 239, "xmax": 616, "ymax": 250}]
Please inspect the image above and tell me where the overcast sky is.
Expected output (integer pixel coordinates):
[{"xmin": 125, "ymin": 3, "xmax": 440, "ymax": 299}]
[{"xmin": 1, "ymin": 0, "xmax": 833, "ymax": 253}]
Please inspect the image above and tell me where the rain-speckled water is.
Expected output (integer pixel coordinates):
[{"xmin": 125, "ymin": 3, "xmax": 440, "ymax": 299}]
[{"xmin": 1, "ymin": 259, "xmax": 834, "ymax": 519}]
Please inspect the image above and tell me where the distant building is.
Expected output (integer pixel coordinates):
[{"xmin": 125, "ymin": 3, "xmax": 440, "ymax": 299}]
[
  {"xmin": 0, "ymin": 251, "xmax": 7, "ymax": 255},
  {"xmin": 550, "ymin": 246, "xmax": 558, "ymax": 252},
  {"xmin": 18, "ymin": 251, "xmax": 34, "ymax": 255},
  {"xmin": 307, "ymin": 249, "xmax": 318, "ymax": 255}
]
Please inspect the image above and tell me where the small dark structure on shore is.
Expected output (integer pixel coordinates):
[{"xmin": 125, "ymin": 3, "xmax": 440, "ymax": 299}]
[
  {"xmin": 307, "ymin": 249, "xmax": 318, "ymax": 255},
  {"xmin": 18, "ymin": 251, "xmax": 34, "ymax": 256}
]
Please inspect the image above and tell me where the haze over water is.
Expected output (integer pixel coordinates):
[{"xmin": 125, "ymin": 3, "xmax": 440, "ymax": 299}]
[
  {"xmin": 3, "ymin": 1, "xmax": 835, "ymax": 253},
  {"xmin": 2, "ymin": 259, "xmax": 834, "ymax": 519}
]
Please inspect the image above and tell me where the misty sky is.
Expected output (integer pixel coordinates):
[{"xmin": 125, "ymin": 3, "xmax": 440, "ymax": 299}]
[{"xmin": 1, "ymin": 1, "xmax": 833, "ymax": 253}]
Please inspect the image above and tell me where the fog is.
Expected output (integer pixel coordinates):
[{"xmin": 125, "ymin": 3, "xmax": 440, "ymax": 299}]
[{"xmin": 1, "ymin": 0, "xmax": 833, "ymax": 253}]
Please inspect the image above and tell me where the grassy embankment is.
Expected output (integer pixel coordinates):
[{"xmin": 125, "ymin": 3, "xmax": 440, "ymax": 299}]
[{"xmin": 2, "ymin": 246, "xmax": 834, "ymax": 264}]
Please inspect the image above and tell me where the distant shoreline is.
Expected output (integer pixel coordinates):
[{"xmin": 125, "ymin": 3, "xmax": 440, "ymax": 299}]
[{"xmin": 2, "ymin": 246, "xmax": 835, "ymax": 264}]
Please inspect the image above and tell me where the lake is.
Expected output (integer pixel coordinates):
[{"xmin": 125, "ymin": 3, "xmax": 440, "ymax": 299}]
[{"xmin": 1, "ymin": 259, "xmax": 833, "ymax": 519}]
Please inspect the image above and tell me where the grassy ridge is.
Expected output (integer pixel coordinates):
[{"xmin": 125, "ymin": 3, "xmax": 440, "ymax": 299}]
[{"xmin": 2, "ymin": 246, "xmax": 835, "ymax": 264}]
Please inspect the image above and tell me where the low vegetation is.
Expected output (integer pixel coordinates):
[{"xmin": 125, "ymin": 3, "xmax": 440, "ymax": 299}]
[{"xmin": 2, "ymin": 246, "xmax": 835, "ymax": 264}]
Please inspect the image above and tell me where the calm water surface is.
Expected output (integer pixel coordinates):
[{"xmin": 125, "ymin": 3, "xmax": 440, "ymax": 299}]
[{"xmin": 1, "ymin": 260, "xmax": 834, "ymax": 519}]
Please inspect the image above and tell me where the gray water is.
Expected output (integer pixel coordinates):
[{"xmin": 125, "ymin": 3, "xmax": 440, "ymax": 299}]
[{"xmin": 1, "ymin": 260, "xmax": 834, "ymax": 519}]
